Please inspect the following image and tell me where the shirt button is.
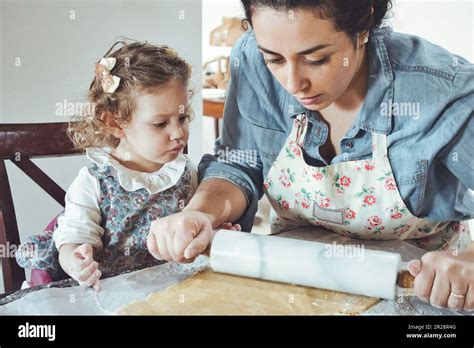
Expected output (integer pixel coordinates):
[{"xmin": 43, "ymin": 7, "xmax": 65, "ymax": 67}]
[{"xmin": 345, "ymin": 141, "xmax": 353, "ymax": 149}]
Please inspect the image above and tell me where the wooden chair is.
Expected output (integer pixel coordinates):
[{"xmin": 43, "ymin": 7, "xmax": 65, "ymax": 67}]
[{"xmin": 0, "ymin": 123, "xmax": 82, "ymax": 294}]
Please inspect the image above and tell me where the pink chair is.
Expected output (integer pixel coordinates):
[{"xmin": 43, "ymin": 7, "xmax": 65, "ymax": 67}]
[{"xmin": 25, "ymin": 213, "xmax": 62, "ymax": 287}]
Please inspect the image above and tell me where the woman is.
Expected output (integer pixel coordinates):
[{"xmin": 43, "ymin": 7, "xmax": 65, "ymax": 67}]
[{"xmin": 147, "ymin": 0, "xmax": 474, "ymax": 311}]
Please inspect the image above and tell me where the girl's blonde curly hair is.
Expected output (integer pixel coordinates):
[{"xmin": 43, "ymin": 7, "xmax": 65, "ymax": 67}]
[{"xmin": 69, "ymin": 40, "xmax": 193, "ymax": 150}]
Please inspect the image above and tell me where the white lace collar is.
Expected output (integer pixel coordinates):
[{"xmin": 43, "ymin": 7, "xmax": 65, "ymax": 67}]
[{"xmin": 86, "ymin": 147, "xmax": 187, "ymax": 194}]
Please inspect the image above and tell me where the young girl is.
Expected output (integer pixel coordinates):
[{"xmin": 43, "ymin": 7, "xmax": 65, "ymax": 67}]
[{"xmin": 16, "ymin": 41, "xmax": 237, "ymax": 291}]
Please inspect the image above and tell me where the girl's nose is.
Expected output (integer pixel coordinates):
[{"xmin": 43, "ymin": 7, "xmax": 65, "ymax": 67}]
[{"xmin": 170, "ymin": 125, "xmax": 184, "ymax": 141}]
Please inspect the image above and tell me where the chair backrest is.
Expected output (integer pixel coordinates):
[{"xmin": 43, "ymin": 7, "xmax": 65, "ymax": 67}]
[{"xmin": 0, "ymin": 123, "xmax": 82, "ymax": 293}]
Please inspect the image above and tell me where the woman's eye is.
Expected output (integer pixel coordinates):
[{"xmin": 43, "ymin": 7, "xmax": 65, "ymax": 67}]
[
  {"xmin": 305, "ymin": 57, "xmax": 328, "ymax": 66},
  {"xmin": 264, "ymin": 56, "xmax": 328, "ymax": 67},
  {"xmin": 264, "ymin": 57, "xmax": 285, "ymax": 65},
  {"xmin": 153, "ymin": 122, "xmax": 167, "ymax": 129}
]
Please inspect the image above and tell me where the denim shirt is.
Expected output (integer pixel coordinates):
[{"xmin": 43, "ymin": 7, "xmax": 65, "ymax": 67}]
[{"xmin": 199, "ymin": 27, "xmax": 474, "ymax": 232}]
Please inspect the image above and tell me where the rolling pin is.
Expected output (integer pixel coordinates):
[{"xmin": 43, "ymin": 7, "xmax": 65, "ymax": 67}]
[{"xmin": 210, "ymin": 230, "xmax": 415, "ymax": 300}]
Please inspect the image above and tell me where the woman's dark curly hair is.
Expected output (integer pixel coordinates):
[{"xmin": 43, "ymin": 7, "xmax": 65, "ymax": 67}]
[{"xmin": 241, "ymin": 0, "xmax": 392, "ymax": 40}]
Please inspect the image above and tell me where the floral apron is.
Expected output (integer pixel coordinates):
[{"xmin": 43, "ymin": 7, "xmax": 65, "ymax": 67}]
[{"xmin": 263, "ymin": 114, "xmax": 471, "ymax": 252}]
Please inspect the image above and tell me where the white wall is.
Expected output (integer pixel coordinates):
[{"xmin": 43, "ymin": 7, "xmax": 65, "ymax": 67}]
[
  {"xmin": 0, "ymin": 0, "xmax": 202, "ymax": 292},
  {"xmin": 391, "ymin": 0, "xmax": 473, "ymax": 61}
]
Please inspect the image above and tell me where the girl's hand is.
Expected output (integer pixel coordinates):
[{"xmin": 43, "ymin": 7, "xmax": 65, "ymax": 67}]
[
  {"xmin": 218, "ymin": 222, "xmax": 242, "ymax": 231},
  {"xmin": 407, "ymin": 243, "xmax": 474, "ymax": 311},
  {"xmin": 61, "ymin": 243, "xmax": 101, "ymax": 291}
]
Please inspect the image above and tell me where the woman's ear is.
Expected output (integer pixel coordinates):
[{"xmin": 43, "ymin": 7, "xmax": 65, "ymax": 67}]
[
  {"xmin": 100, "ymin": 112, "xmax": 126, "ymax": 138},
  {"xmin": 357, "ymin": 30, "xmax": 370, "ymax": 47}
]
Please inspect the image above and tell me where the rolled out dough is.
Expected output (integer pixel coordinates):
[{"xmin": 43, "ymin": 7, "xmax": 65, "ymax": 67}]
[{"xmin": 118, "ymin": 270, "xmax": 380, "ymax": 315}]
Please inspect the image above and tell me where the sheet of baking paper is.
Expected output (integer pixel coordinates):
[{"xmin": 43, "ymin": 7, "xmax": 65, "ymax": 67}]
[{"xmin": 0, "ymin": 256, "xmax": 209, "ymax": 315}]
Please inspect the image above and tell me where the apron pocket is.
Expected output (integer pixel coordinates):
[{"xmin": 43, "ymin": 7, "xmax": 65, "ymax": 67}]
[{"xmin": 390, "ymin": 157, "xmax": 428, "ymax": 216}]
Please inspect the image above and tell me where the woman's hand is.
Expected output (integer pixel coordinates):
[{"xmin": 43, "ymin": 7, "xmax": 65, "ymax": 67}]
[
  {"xmin": 147, "ymin": 210, "xmax": 215, "ymax": 263},
  {"xmin": 59, "ymin": 243, "xmax": 101, "ymax": 291},
  {"xmin": 408, "ymin": 243, "xmax": 474, "ymax": 311}
]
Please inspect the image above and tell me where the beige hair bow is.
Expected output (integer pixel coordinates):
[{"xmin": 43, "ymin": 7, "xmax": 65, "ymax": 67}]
[{"xmin": 95, "ymin": 57, "xmax": 121, "ymax": 93}]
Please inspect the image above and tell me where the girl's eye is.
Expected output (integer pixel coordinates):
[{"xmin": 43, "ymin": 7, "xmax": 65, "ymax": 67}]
[
  {"xmin": 179, "ymin": 114, "xmax": 190, "ymax": 123},
  {"xmin": 153, "ymin": 122, "xmax": 167, "ymax": 129}
]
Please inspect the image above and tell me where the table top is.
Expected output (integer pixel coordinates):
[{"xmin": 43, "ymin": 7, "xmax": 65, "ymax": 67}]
[{"xmin": 0, "ymin": 226, "xmax": 470, "ymax": 315}]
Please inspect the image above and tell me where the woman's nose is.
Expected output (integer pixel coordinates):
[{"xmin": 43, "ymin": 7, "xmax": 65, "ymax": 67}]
[{"xmin": 285, "ymin": 63, "xmax": 307, "ymax": 95}]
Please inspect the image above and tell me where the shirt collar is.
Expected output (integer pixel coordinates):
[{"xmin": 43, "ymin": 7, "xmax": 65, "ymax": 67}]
[{"xmin": 86, "ymin": 147, "xmax": 187, "ymax": 194}]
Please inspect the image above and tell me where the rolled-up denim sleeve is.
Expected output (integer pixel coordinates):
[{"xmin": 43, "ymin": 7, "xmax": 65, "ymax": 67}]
[
  {"xmin": 438, "ymin": 63, "xmax": 474, "ymax": 219},
  {"xmin": 198, "ymin": 36, "xmax": 264, "ymax": 232}
]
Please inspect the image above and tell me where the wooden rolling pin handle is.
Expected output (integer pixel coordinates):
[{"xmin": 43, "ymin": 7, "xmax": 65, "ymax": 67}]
[{"xmin": 397, "ymin": 270, "xmax": 415, "ymax": 288}]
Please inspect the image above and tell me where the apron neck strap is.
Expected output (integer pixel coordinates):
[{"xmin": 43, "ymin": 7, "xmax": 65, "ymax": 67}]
[
  {"xmin": 290, "ymin": 115, "xmax": 389, "ymax": 159},
  {"xmin": 371, "ymin": 132, "xmax": 388, "ymax": 159},
  {"xmin": 290, "ymin": 113, "xmax": 309, "ymax": 147}
]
